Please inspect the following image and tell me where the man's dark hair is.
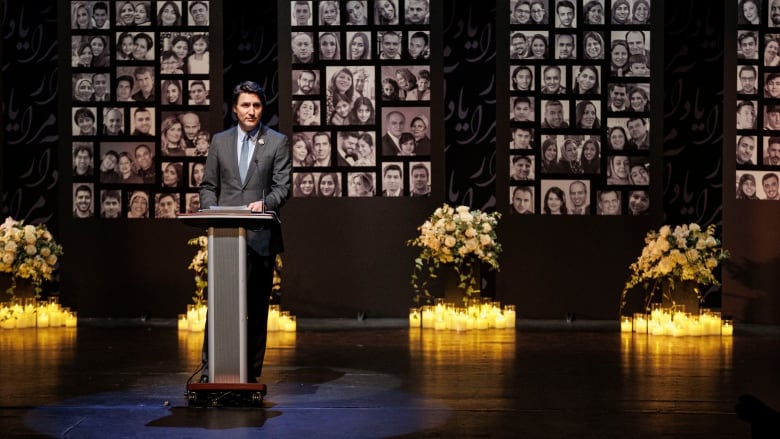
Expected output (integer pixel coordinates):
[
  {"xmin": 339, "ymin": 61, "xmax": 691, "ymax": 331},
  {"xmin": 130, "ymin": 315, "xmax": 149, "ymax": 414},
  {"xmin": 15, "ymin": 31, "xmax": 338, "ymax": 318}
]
[
  {"xmin": 93, "ymin": 2, "xmax": 108, "ymax": 14},
  {"xmin": 383, "ymin": 164, "xmax": 402, "ymax": 177},
  {"xmin": 232, "ymin": 81, "xmax": 267, "ymax": 107}
]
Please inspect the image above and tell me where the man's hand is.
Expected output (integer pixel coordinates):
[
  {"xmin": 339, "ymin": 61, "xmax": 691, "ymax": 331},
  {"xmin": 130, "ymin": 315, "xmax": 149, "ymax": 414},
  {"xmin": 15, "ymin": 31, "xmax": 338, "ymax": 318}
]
[{"xmin": 248, "ymin": 201, "xmax": 264, "ymax": 212}]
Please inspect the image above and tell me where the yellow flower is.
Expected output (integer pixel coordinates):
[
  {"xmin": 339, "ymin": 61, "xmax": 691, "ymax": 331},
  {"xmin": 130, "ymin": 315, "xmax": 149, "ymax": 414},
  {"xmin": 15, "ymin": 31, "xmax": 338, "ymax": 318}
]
[{"xmin": 444, "ymin": 236, "xmax": 457, "ymax": 248}]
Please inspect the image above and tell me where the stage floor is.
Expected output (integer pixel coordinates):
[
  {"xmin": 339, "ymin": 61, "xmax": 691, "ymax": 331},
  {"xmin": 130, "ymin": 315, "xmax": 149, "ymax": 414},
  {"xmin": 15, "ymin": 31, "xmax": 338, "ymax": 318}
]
[{"xmin": 1, "ymin": 319, "xmax": 779, "ymax": 438}]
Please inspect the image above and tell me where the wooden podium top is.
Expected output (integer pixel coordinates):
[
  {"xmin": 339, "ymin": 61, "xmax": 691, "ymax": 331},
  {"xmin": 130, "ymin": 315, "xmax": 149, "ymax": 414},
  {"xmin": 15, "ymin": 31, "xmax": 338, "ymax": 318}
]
[{"xmin": 178, "ymin": 210, "xmax": 278, "ymax": 229}]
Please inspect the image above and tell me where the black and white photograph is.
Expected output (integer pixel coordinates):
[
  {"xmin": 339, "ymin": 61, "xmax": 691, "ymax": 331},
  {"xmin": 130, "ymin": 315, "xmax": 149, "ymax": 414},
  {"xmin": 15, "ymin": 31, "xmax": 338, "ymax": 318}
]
[
  {"xmin": 510, "ymin": 127, "xmax": 533, "ymax": 150},
  {"xmin": 72, "ymin": 183, "xmax": 95, "ymax": 218},
  {"xmin": 154, "ymin": 193, "xmax": 180, "ymax": 218},
  {"xmin": 99, "ymin": 190, "xmax": 122, "ymax": 219},
  {"xmin": 736, "ymin": 135, "xmax": 757, "ymax": 166},
  {"xmin": 572, "ymin": 65, "xmax": 600, "ymax": 95},
  {"xmin": 553, "ymin": 0, "xmax": 576, "ymax": 28},
  {"xmin": 574, "ymin": 100, "xmax": 601, "ymax": 129},
  {"xmin": 347, "ymin": 172, "xmax": 376, "ymax": 197},
  {"xmin": 312, "ymin": 172, "xmax": 342, "ymax": 197},
  {"xmin": 737, "ymin": 65, "xmax": 758, "ymax": 95},
  {"xmin": 406, "ymin": 31, "xmax": 430, "ymax": 60},
  {"xmin": 187, "ymin": 79, "xmax": 210, "ymax": 106},
  {"xmin": 540, "ymin": 99, "xmax": 570, "ymax": 129},
  {"xmin": 72, "ymin": 142, "xmax": 95, "ymax": 178},
  {"xmin": 510, "ymin": 96, "xmax": 535, "ymax": 123},
  {"xmin": 554, "ymin": 34, "xmax": 576, "ymax": 59},
  {"xmin": 72, "ymin": 107, "xmax": 97, "ymax": 136},
  {"xmin": 102, "ymin": 108, "xmax": 125, "ymax": 136},
  {"xmin": 377, "ymin": 31, "xmax": 402, "ymax": 60},
  {"xmin": 582, "ymin": 31, "xmax": 605, "ymax": 60},
  {"xmin": 596, "ymin": 190, "xmax": 621, "ymax": 215},
  {"xmin": 161, "ymin": 79, "xmax": 184, "ymax": 105},
  {"xmin": 510, "ymin": 65, "xmax": 535, "ymax": 92},
  {"xmin": 326, "ymin": 66, "xmax": 376, "ymax": 122},
  {"xmin": 540, "ymin": 65, "xmax": 567, "ymax": 94},
  {"xmin": 129, "ymin": 106, "xmax": 156, "ymax": 136},
  {"xmin": 510, "ymin": 155, "xmax": 535, "ymax": 181},
  {"xmin": 346, "ymin": 31, "xmax": 372, "ymax": 60},
  {"xmin": 318, "ymin": 31, "xmax": 341, "ymax": 61},
  {"xmin": 381, "ymin": 163, "xmax": 404, "ymax": 196},
  {"xmin": 380, "ymin": 66, "xmax": 430, "ymax": 101},
  {"xmin": 344, "ymin": 0, "xmax": 368, "ymax": 25},
  {"xmin": 156, "ymin": 1, "xmax": 183, "ymax": 26},
  {"xmin": 380, "ymin": 107, "xmax": 431, "ymax": 156},
  {"xmin": 318, "ymin": 1, "xmax": 340, "ymax": 26},
  {"xmin": 291, "ymin": 1, "xmax": 313, "ymax": 26},
  {"xmin": 187, "ymin": 1, "xmax": 209, "ymax": 26},
  {"xmin": 185, "ymin": 193, "xmax": 201, "ymax": 213},
  {"xmin": 100, "ymin": 142, "xmax": 148, "ymax": 184},
  {"xmin": 374, "ymin": 0, "xmax": 400, "ymax": 25},
  {"xmin": 127, "ymin": 190, "xmax": 150, "ymax": 218},
  {"xmin": 292, "ymin": 69, "xmax": 321, "ymax": 95},
  {"xmin": 582, "ymin": 0, "xmax": 604, "ymax": 25},
  {"xmin": 510, "ymin": 186, "xmax": 534, "ymax": 214},
  {"xmin": 408, "ymin": 162, "xmax": 431, "ymax": 196},
  {"xmin": 292, "ymin": 99, "xmax": 321, "ymax": 126},
  {"xmin": 627, "ymin": 190, "xmax": 650, "ymax": 215},
  {"xmin": 161, "ymin": 162, "xmax": 184, "ymax": 188},
  {"xmin": 291, "ymin": 32, "xmax": 315, "ymax": 63}
]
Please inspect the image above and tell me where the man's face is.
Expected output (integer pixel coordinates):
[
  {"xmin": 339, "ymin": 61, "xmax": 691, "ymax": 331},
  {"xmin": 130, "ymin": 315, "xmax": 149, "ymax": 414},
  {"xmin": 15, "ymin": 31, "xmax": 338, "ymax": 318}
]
[
  {"xmin": 233, "ymin": 92, "xmax": 262, "ymax": 132},
  {"xmin": 544, "ymin": 103, "xmax": 564, "ymax": 128},
  {"xmin": 599, "ymin": 192, "xmax": 620, "ymax": 215},
  {"xmin": 406, "ymin": 0, "xmax": 428, "ymax": 24},
  {"xmin": 75, "ymin": 150, "xmax": 91, "ymax": 174},
  {"xmin": 75, "ymin": 190, "xmax": 92, "ymax": 213},
  {"xmin": 181, "ymin": 114, "xmax": 201, "ymax": 140},
  {"xmin": 768, "ymin": 142, "xmax": 780, "ymax": 165},
  {"xmin": 737, "ymin": 105, "xmax": 756, "ymax": 128},
  {"xmin": 513, "ymin": 129, "xmax": 531, "ymax": 148},
  {"xmin": 511, "ymin": 36, "xmax": 526, "ymax": 56},
  {"xmin": 737, "ymin": 137, "xmax": 755, "ymax": 164},
  {"xmin": 513, "ymin": 189, "xmax": 532, "ymax": 213},
  {"xmin": 158, "ymin": 196, "xmax": 176, "ymax": 217},
  {"xmin": 569, "ymin": 182, "xmax": 586, "ymax": 207},
  {"xmin": 342, "ymin": 135, "xmax": 358, "ymax": 154},
  {"xmin": 135, "ymin": 146, "xmax": 152, "ymax": 170},
  {"xmin": 769, "ymin": 111, "xmax": 780, "ymax": 130},
  {"xmin": 409, "ymin": 37, "xmax": 427, "ymax": 58},
  {"xmin": 134, "ymin": 111, "xmax": 152, "ymax": 134},
  {"xmin": 105, "ymin": 110, "xmax": 122, "ymax": 134},
  {"xmin": 764, "ymin": 176, "xmax": 779, "ymax": 198},
  {"xmin": 292, "ymin": 34, "xmax": 313, "ymax": 60},
  {"xmin": 102, "ymin": 197, "xmax": 120, "ymax": 218},
  {"xmin": 773, "ymin": 0, "xmax": 780, "ymax": 25},
  {"xmin": 384, "ymin": 170, "xmax": 402, "ymax": 191},
  {"xmin": 313, "ymin": 135, "xmax": 331, "ymax": 161},
  {"xmin": 412, "ymin": 168, "xmax": 428, "ymax": 190},
  {"xmin": 741, "ymin": 36, "xmax": 757, "ymax": 58},
  {"xmin": 557, "ymin": 35, "xmax": 573, "ymax": 58},
  {"xmin": 382, "ymin": 34, "xmax": 401, "ymax": 57},
  {"xmin": 93, "ymin": 7, "xmax": 108, "ymax": 27},
  {"xmin": 77, "ymin": 115, "xmax": 94, "ymax": 133},
  {"xmin": 514, "ymin": 102, "xmax": 531, "ymax": 120},
  {"xmin": 740, "ymin": 70, "xmax": 757, "ymax": 92},
  {"xmin": 543, "ymin": 68, "xmax": 561, "ymax": 90},
  {"xmin": 93, "ymin": 74, "xmax": 108, "ymax": 96},
  {"xmin": 610, "ymin": 85, "xmax": 627, "ymax": 107},
  {"xmin": 190, "ymin": 3, "xmax": 208, "ymax": 25},
  {"xmin": 626, "ymin": 32, "xmax": 645, "ymax": 54},
  {"xmin": 387, "ymin": 113, "xmax": 405, "ymax": 137},
  {"xmin": 136, "ymin": 72, "xmax": 153, "ymax": 94},
  {"xmin": 627, "ymin": 120, "xmax": 646, "ymax": 139},
  {"xmin": 557, "ymin": 6, "xmax": 574, "ymax": 26},
  {"xmin": 294, "ymin": 4, "xmax": 311, "ymax": 24},
  {"xmin": 297, "ymin": 72, "xmax": 315, "ymax": 93},
  {"xmin": 190, "ymin": 84, "xmax": 207, "ymax": 104}
]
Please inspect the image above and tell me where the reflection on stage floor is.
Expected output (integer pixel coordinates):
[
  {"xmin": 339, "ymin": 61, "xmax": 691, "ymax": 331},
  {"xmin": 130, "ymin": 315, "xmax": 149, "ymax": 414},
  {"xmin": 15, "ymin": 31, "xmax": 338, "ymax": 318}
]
[{"xmin": 1, "ymin": 320, "xmax": 778, "ymax": 437}]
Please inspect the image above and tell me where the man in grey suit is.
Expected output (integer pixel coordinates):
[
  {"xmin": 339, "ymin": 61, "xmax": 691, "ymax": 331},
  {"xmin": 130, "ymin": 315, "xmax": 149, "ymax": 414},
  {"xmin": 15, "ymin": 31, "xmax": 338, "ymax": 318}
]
[{"xmin": 198, "ymin": 81, "xmax": 292, "ymax": 383}]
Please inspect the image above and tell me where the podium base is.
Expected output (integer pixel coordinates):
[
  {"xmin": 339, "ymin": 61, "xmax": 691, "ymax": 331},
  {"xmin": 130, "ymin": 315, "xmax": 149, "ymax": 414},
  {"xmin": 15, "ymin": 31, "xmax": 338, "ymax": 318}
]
[{"xmin": 186, "ymin": 382, "xmax": 267, "ymax": 407}]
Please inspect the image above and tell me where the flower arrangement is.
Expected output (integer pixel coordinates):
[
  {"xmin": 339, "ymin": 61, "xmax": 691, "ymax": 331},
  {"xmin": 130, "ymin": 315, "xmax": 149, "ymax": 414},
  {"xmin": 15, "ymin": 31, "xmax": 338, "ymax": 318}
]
[
  {"xmin": 620, "ymin": 223, "xmax": 729, "ymax": 313},
  {"xmin": 0, "ymin": 217, "xmax": 63, "ymax": 297},
  {"xmin": 187, "ymin": 236, "xmax": 282, "ymax": 306},
  {"xmin": 407, "ymin": 204, "xmax": 502, "ymax": 304}
]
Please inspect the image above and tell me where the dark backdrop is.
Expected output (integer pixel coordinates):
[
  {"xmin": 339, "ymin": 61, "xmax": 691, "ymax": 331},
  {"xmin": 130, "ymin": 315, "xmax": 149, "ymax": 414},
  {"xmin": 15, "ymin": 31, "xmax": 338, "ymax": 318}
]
[{"xmin": 1, "ymin": 1, "xmax": 749, "ymax": 322}]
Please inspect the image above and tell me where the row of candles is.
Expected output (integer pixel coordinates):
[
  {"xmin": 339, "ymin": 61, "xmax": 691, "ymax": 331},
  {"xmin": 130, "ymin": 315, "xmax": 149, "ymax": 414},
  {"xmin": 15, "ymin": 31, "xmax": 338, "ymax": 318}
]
[
  {"xmin": 621, "ymin": 306, "xmax": 733, "ymax": 336},
  {"xmin": 409, "ymin": 299, "xmax": 517, "ymax": 331},
  {"xmin": 178, "ymin": 303, "xmax": 297, "ymax": 332},
  {"xmin": 0, "ymin": 298, "xmax": 78, "ymax": 329}
]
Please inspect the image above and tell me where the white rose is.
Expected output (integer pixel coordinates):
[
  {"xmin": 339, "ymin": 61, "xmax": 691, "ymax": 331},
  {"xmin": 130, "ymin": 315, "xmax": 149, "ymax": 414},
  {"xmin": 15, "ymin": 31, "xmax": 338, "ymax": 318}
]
[
  {"xmin": 444, "ymin": 236, "xmax": 457, "ymax": 248},
  {"xmin": 456, "ymin": 205, "xmax": 470, "ymax": 214}
]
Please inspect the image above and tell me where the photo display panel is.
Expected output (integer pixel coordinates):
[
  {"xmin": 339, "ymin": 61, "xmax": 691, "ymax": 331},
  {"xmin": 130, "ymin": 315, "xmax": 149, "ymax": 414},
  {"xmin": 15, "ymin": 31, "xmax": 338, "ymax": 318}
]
[
  {"xmin": 735, "ymin": 0, "xmax": 780, "ymax": 201},
  {"xmin": 289, "ymin": 0, "xmax": 433, "ymax": 197},
  {"xmin": 70, "ymin": 1, "xmax": 215, "ymax": 218},
  {"xmin": 508, "ymin": 0, "xmax": 652, "ymax": 215}
]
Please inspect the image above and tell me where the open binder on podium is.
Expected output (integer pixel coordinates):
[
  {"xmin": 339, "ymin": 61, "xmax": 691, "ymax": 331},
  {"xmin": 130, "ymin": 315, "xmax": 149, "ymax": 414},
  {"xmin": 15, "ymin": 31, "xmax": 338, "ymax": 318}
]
[{"xmin": 178, "ymin": 207, "xmax": 277, "ymax": 406}]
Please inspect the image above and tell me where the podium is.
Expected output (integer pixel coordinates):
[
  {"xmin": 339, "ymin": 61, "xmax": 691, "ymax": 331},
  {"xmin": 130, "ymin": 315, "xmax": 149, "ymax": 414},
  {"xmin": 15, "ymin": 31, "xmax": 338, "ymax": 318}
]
[{"xmin": 178, "ymin": 210, "xmax": 277, "ymax": 406}]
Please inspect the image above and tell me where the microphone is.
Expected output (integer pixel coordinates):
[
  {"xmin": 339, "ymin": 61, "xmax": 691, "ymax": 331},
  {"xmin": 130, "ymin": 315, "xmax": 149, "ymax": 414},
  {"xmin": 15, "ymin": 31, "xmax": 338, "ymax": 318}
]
[{"xmin": 262, "ymin": 189, "xmax": 266, "ymax": 214}]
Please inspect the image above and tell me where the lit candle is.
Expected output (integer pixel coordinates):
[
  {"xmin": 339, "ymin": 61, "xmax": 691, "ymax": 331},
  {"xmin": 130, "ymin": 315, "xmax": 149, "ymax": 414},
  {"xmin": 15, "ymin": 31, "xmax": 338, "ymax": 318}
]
[
  {"xmin": 620, "ymin": 316, "xmax": 632, "ymax": 333},
  {"xmin": 721, "ymin": 320, "xmax": 734, "ymax": 336},
  {"xmin": 476, "ymin": 316, "xmax": 488, "ymax": 330},
  {"xmin": 409, "ymin": 308, "xmax": 421, "ymax": 328},
  {"xmin": 64, "ymin": 311, "xmax": 78, "ymax": 328},
  {"xmin": 503, "ymin": 305, "xmax": 516, "ymax": 329},
  {"xmin": 0, "ymin": 318, "xmax": 15, "ymax": 329},
  {"xmin": 267, "ymin": 305, "xmax": 280, "ymax": 331},
  {"xmin": 283, "ymin": 315, "xmax": 297, "ymax": 332},
  {"xmin": 37, "ymin": 311, "xmax": 50, "ymax": 328},
  {"xmin": 633, "ymin": 313, "xmax": 647, "ymax": 333},
  {"xmin": 177, "ymin": 314, "xmax": 188, "ymax": 331},
  {"xmin": 494, "ymin": 314, "xmax": 506, "ymax": 329},
  {"xmin": 421, "ymin": 306, "xmax": 434, "ymax": 329},
  {"xmin": 433, "ymin": 318, "xmax": 446, "ymax": 330}
]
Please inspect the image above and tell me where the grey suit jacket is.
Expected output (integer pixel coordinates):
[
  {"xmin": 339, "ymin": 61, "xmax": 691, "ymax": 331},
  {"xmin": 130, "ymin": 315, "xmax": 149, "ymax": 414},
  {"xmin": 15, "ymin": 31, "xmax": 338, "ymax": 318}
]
[{"xmin": 199, "ymin": 124, "xmax": 292, "ymax": 255}]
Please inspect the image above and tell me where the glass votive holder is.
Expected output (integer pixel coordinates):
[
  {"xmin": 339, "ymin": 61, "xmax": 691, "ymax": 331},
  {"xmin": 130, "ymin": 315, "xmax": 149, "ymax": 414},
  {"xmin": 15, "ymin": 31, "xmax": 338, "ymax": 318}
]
[
  {"xmin": 721, "ymin": 318, "xmax": 734, "ymax": 336},
  {"xmin": 620, "ymin": 316, "xmax": 633, "ymax": 332},
  {"xmin": 633, "ymin": 312, "xmax": 648, "ymax": 333}
]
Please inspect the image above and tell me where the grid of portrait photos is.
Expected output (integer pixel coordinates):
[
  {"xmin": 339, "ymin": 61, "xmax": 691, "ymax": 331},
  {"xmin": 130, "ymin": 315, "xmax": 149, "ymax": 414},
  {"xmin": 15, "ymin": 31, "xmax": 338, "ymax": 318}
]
[
  {"xmin": 508, "ymin": 0, "xmax": 651, "ymax": 215},
  {"xmin": 289, "ymin": 0, "xmax": 432, "ymax": 197},
  {"xmin": 70, "ymin": 0, "xmax": 213, "ymax": 219},
  {"xmin": 735, "ymin": 0, "xmax": 780, "ymax": 200}
]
